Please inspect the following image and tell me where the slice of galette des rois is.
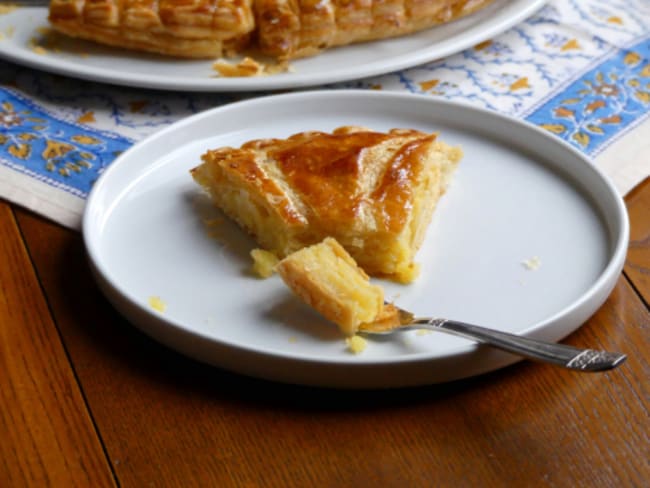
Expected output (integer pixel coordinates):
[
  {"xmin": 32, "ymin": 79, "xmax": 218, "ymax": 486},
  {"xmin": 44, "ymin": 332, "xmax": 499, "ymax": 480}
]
[{"xmin": 190, "ymin": 125, "xmax": 462, "ymax": 283}]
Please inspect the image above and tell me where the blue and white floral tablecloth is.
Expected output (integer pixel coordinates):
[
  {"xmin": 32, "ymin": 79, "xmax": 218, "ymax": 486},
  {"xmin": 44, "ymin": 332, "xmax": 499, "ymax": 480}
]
[{"xmin": 1, "ymin": 0, "xmax": 649, "ymax": 229}]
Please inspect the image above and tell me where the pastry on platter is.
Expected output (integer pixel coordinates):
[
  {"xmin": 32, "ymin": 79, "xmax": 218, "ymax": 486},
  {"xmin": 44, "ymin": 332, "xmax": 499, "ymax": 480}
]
[
  {"xmin": 190, "ymin": 125, "xmax": 461, "ymax": 283},
  {"xmin": 48, "ymin": 0, "xmax": 256, "ymax": 58},
  {"xmin": 47, "ymin": 0, "xmax": 493, "ymax": 59},
  {"xmin": 255, "ymin": 0, "xmax": 494, "ymax": 59}
]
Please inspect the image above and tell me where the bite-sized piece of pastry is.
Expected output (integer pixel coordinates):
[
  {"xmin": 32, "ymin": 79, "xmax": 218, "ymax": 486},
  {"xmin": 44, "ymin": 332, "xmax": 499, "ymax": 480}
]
[
  {"xmin": 250, "ymin": 248, "xmax": 279, "ymax": 278},
  {"xmin": 255, "ymin": 0, "xmax": 494, "ymax": 59},
  {"xmin": 48, "ymin": 0, "xmax": 255, "ymax": 58},
  {"xmin": 191, "ymin": 125, "xmax": 461, "ymax": 283},
  {"xmin": 276, "ymin": 237, "xmax": 395, "ymax": 336}
]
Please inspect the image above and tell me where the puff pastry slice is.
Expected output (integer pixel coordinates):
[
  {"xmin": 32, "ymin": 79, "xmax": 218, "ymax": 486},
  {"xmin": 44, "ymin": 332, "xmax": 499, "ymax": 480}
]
[{"xmin": 191, "ymin": 126, "xmax": 462, "ymax": 283}]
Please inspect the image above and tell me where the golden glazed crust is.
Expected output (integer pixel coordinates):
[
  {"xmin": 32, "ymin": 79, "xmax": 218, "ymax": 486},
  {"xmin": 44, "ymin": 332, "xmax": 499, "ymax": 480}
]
[
  {"xmin": 48, "ymin": 0, "xmax": 493, "ymax": 59},
  {"xmin": 48, "ymin": 0, "xmax": 255, "ymax": 57},
  {"xmin": 254, "ymin": 0, "xmax": 494, "ymax": 59},
  {"xmin": 190, "ymin": 126, "xmax": 461, "ymax": 282}
]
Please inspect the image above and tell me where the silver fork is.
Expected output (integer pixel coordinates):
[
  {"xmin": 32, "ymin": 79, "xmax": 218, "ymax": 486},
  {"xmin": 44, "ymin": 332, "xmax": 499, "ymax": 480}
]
[{"xmin": 359, "ymin": 305, "xmax": 627, "ymax": 372}]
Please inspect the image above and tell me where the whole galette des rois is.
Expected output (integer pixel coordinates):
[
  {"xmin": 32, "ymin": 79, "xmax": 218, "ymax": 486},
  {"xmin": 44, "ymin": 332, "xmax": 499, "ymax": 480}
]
[{"xmin": 48, "ymin": 0, "xmax": 494, "ymax": 60}]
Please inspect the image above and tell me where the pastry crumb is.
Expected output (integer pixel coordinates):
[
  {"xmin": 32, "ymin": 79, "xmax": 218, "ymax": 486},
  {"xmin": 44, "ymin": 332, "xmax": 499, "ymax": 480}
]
[
  {"xmin": 0, "ymin": 5, "xmax": 18, "ymax": 15},
  {"xmin": 212, "ymin": 56, "xmax": 291, "ymax": 77},
  {"xmin": 346, "ymin": 335, "xmax": 367, "ymax": 354},
  {"xmin": 28, "ymin": 28, "xmax": 65, "ymax": 55},
  {"xmin": 213, "ymin": 57, "xmax": 264, "ymax": 77},
  {"xmin": 522, "ymin": 256, "xmax": 542, "ymax": 271},
  {"xmin": 2, "ymin": 26, "xmax": 15, "ymax": 40},
  {"xmin": 28, "ymin": 35, "xmax": 50, "ymax": 56},
  {"xmin": 415, "ymin": 329, "xmax": 432, "ymax": 336},
  {"xmin": 251, "ymin": 248, "xmax": 279, "ymax": 278},
  {"xmin": 393, "ymin": 263, "xmax": 420, "ymax": 284},
  {"xmin": 148, "ymin": 296, "xmax": 167, "ymax": 313},
  {"xmin": 30, "ymin": 44, "xmax": 47, "ymax": 56}
]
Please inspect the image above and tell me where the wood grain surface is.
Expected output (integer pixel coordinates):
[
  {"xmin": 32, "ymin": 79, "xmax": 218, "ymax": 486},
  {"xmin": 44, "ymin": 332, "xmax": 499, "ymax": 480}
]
[
  {"xmin": 0, "ymin": 203, "xmax": 114, "ymax": 487},
  {"xmin": 2, "ymin": 178, "xmax": 649, "ymax": 487},
  {"xmin": 625, "ymin": 178, "xmax": 650, "ymax": 304}
]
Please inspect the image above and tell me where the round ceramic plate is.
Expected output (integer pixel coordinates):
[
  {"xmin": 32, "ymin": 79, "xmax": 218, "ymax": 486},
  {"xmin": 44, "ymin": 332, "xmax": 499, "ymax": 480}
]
[
  {"xmin": 0, "ymin": 1, "xmax": 545, "ymax": 91},
  {"xmin": 83, "ymin": 90, "xmax": 628, "ymax": 388}
]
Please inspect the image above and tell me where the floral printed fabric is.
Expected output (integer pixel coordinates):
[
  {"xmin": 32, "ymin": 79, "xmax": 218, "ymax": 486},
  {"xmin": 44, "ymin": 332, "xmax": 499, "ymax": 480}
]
[{"xmin": 1, "ymin": 0, "xmax": 649, "ymax": 228}]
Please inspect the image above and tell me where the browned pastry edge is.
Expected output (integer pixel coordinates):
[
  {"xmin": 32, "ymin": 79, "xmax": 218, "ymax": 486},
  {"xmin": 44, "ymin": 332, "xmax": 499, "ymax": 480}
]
[
  {"xmin": 190, "ymin": 125, "xmax": 462, "ymax": 283},
  {"xmin": 49, "ymin": 19, "xmax": 253, "ymax": 57},
  {"xmin": 257, "ymin": 0, "xmax": 495, "ymax": 60},
  {"xmin": 49, "ymin": 0, "xmax": 493, "ymax": 60}
]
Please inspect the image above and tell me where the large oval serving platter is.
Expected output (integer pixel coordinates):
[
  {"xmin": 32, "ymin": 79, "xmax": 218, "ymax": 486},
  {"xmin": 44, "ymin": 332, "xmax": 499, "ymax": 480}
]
[{"xmin": 0, "ymin": 1, "xmax": 545, "ymax": 91}]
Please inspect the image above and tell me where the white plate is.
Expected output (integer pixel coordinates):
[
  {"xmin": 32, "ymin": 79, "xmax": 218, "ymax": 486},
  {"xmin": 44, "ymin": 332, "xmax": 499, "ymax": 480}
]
[
  {"xmin": 0, "ymin": 1, "xmax": 545, "ymax": 91},
  {"xmin": 83, "ymin": 90, "xmax": 628, "ymax": 388}
]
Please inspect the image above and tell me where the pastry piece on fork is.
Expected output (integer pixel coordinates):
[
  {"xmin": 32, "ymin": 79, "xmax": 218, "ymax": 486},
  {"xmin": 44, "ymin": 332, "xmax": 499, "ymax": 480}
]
[
  {"xmin": 48, "ymin": 0, "xmax": 256, "ymax": 58},
  {"xmin": 275, "ymin": 237, "xmax": 401, "ymax": 337}
]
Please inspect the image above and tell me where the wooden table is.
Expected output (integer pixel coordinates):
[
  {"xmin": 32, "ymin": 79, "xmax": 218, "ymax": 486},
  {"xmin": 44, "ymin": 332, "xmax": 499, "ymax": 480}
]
[{"xmin": 2, "ymin": 178, "xmax": 648, "ymax": 487}]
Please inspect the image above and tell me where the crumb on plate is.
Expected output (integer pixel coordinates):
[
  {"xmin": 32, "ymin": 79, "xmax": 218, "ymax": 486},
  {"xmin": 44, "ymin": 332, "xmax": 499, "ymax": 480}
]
[
  {"xmin": 30, "ymin": 44, "xmax": 47, "ymax": 56},
  {"xmin": 148, "ymin": 296, "xmax": 166, "ymax": 313},
  {"xmin": 346, "ymin": 335, "xmax": 367, "ymax": 354},
  {"xmin": 251, "ymin": 248, "xmax": 279, "ymax": 278},
  {"xmin": 212, "ymin": 56, "xmax": 291, "ymax": 77},
  {"xmin": 522, "ymin": 256, "xmax": 542, "ymax": 271},
  {"xmin": 0, "ymin": 5, "xmax": 18, "ymax": 15}
]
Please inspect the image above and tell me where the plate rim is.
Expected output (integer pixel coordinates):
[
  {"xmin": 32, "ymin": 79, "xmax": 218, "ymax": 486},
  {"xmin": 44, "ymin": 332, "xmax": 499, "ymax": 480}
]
[
  {"xmin": 0, "ymin": 0, "xmax": 547, "ymax": 92},
  {"xmin": 82, "ymin": 90, "xmax": 629, "ymax": 386}
]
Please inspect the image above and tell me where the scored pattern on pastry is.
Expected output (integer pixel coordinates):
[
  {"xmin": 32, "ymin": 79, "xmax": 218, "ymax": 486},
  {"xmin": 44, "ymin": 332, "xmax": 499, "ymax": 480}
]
[
  {"xmin": 48, "ymin": 0, "xmax": 256, "ymax": 57},
  {"xmin": 256, "ymin": 0, "xmax": 493, "ymax": 59},
  {"xmin": 48, "ymin": 0, "xmax": 493, "ymax": 59},
  {"xmin": 190, "ymin": 126, "xmax": 462, "ymax": 283}
]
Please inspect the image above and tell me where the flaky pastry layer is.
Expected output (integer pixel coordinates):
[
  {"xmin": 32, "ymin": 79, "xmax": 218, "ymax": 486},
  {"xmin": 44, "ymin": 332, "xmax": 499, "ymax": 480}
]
[
  {"xmin": 191, "ymin": 125, "xmax": 461, "ymax": 282},
  {"xmin": 48, "ymin": 0, "xmax": 493, "ymax": 59},
  {"xmin": 49, "ymin": 0, "xmax": 255, "ymax": 57},
  {"xmin": 276, "ymin": 237, "xmax": 386, "ymax": 336}
]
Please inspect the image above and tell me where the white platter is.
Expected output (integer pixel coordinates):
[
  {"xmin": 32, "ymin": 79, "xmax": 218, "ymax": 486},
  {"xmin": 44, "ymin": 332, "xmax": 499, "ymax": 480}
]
[
  {"xmin": 82, "ymin": 90, "xmax": 628, "ymax": 388},
  {"xmin": 0, "ymin": 1, "xmax": 545, "ymax": 91}
]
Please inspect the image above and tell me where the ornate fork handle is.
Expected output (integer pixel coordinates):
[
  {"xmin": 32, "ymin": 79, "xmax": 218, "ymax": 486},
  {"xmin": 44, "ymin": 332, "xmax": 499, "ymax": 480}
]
[{"xmin": 414, "ymin": 318, "xmax": 626, "ymax": 372}]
